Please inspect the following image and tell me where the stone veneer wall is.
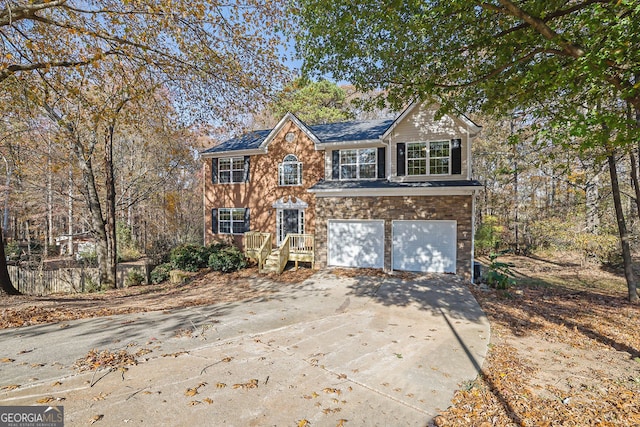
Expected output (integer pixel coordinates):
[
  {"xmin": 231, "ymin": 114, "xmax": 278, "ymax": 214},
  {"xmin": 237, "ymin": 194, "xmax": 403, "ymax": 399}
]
[{"xmin": 314, "ymin": 195, "xmax": 474, "ymax": 278}]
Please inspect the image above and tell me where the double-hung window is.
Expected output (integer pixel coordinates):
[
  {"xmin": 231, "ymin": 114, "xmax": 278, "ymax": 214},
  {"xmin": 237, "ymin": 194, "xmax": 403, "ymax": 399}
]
[
  {"xmin": 279, "ymin": 154, "xmax": 302, "ymax": 186},
  {"xmin": 407, "ymin": 141, "xmax": 450, "ymax": 176},
  {"xmin": 340, "ymin": 148, "xmax": 377, "ymax": 179},
  {"xmin": 219, "ymin": 157, "xmax": 245, "ymax": 183},
  {"xmin": 218, "ymin": 208, "xmax": 246, "ymax": 234}
]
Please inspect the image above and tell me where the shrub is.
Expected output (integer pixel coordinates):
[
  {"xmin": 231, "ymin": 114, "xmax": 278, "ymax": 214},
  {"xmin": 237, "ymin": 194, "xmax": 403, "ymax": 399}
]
[
  {"xmin": 208, "ymin": 246, "xmax": 247, "ymax": 272},
  {"xmin": 150, "ymin": 262, "xmax": 172, "ymax": 284},
  {"xmin": 170, "ymin": 244, "xmax": 209, "ymax": 272},
  {"xmin": 574, "ymin": 232, "xmax": 621, "ymax": 266},
  {"xmin": 125, "ymin": 270, "xmax": 146, "ymax": 287},
  {"xmin": 77, "ymin": 247, "xmax": 98, "ymax": 267},
  {"xmin": 4, "ymin": 241, "xmax": 20, "ymax": 261},
  {"xmin": 484, "ymin": 253, "xmax": 516, "ymax": 290}
]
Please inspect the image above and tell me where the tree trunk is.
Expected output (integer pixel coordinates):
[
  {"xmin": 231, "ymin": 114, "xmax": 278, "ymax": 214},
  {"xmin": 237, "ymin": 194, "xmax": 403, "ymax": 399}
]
[
  {"xmin": 608, "ymin": 153, "xmax": 639, "ymax": 303},
  {"xmin": 585, "ymin": 173, "xmax": 599, "ymax": 234},
  {"xmin": 73, "ymin": 140, "xmax": 111, "ymax": 289},
  {"xmin": 104, "ymin": 126, "xmax": 117, "ymax": 289},
  {"xmin": 67, "ymin": 162, "xmax": 73, "ymax": 256},
  {"xmin": 629, "ymin": 151, "xmax": 640, "ymax": 220},
  {"xmin": 0, "ymin": 222, "xmax": 20, "ymax": 295}
]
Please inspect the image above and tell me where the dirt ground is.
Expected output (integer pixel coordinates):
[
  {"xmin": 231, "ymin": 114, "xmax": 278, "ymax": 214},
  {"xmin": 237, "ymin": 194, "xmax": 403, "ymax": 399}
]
[
  {"xmin": 1, "ymin": 256, "xmax": 639, "ymax": 426},
  {"xmin": 434, "ymin": 253, "xmax": 640, "ymax": 426}
]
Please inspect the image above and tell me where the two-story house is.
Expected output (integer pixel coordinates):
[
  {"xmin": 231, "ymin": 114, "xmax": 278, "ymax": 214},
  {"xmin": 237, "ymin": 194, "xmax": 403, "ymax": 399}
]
[{"xmin": 201, "ymin": 101, "xmax": 482, "ymax": 279}]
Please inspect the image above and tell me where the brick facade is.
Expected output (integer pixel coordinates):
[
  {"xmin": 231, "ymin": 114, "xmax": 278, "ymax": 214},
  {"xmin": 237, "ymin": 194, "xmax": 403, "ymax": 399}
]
[
  {"xmin": 203, "ymin": 121, "xmax": 324, "ymax": 248},
  {"xmin": 314, "ymin": 195, "xmax": 474, "ymax": 278}
]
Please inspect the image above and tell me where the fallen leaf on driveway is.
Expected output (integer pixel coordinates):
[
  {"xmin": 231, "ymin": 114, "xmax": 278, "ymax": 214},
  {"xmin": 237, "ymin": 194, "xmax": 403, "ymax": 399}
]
[
  {"xmin": 1, "ymin": 384, "xmax": 20, "ymax": 390},
  {"xmin": 89, "ymin": 414, "xmax": 103, "ymax": 424}
]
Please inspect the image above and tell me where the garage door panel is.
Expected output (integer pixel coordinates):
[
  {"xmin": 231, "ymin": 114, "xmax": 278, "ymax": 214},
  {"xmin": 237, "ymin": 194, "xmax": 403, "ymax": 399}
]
[
  {"xmin": 393, "ymin": 221, "xmax": 456, "ymax": 273},
  {"xmin": 328, "ymin": 220, "xmax": 384, "ymax": 269}
]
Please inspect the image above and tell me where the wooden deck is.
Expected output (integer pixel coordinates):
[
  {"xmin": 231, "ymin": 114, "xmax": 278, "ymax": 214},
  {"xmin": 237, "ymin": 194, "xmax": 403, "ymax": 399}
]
[{"xmin": 243, "ymin": 232, "xmax": 314, "ymax": 274}]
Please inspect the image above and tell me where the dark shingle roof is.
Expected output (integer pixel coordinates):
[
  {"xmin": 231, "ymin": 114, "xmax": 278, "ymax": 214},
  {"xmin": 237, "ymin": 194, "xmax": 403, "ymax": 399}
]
[
  {"xmin": 200, "ymin": 118, "xmax": 395, "ymax": 154},
  {"xmin": 309, "ymin": 179, "xmax": 482, "ymax": 191},
  {"xmin": 309, "ymin": 119, "xmax": 394, "ymax": 143},
  {"xmin": 200, "ymin": 129, "xmax": 271, "ymax": 155}
]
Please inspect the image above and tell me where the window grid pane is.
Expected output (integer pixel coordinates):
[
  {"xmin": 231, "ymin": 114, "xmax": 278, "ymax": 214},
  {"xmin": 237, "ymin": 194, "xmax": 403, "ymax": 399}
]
[
  {"xmin": 218, "ymin": 157, "xmax": 245, "ymax": 183},
  {"xmin": 340, "ymin": 148, "xmax": 376, "ymax": 179},
  {"xmin": 218, "ymin": 208, "xmax": 245, "ymax": 234},
  {"xmin": 429, "ymin": 141, "xmax": 450, "ymax": 175},
  {"xmin": 279, "ymin": 155, "xmax": 302, "ymax": 186},
  {"xmin": 407, "ymin": 143, "xmax": 427, "ymax": 176}
]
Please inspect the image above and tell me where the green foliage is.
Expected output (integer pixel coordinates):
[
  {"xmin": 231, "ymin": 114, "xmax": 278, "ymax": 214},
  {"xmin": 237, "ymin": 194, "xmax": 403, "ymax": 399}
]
[
  {"xmin": 527, "ymin": 218, "xmax": 576, "ymax": 251},
  {"xmin": 125, "ymin": 269, "xmax": 146, "ymax": 287},
  {"xmin": 78, "ymin": 247, "xmax": 98, "ymax": 267},
  {"xmin": 84, "ymin": 276, "xmax": 102, "ymax": 293},
  {"xmin": 170, "ymin": 243, "xmax": 209, "ymax": 272},
  {"xmin": 527, "ymin": 218, "xmax": 621, "ymax": 266},
  {"xmin": 574, "ymin": 233, "xmax": 621, "ymax": 266},
  {"xmin": 270, "ymin": 78, "xmax": 354, "ymax": 125},
  {"xmin": 116, "ymin": 222, "xmax": 142, "ymax": 262},
  {"xmin": 150, "ymin": 262, "xmax": 172, "ymax": 284},
  {"xmin": 484, "ymin": 253, "xmax": 516, "ymax": 290},
  {"xmin": 207, "ymin": 246, "xmax": 247, "ymax": 273},
  {"xmin": 4, "ymin": 241, "xmax": 20, "ymax": 261},
  {"xmin": 475, "ymin": 215, "xmax": 503, "ymax": 255}
]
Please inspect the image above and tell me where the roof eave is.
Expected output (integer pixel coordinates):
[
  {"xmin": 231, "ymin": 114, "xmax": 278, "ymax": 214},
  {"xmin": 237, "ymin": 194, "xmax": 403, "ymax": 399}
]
[{"xmin": 199, "ymin": 148, "xmax": 267, "ymax": 158}]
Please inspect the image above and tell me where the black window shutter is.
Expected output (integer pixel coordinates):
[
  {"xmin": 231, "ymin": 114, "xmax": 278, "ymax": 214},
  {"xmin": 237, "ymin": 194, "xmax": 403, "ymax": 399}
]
[
  {"xmin": 211, "ymin": 209, "xmax": 218, "ymax": 234},
  {"xmin": 451, "ymin": 139, "xmax": 462, "ymax": 175},
  {"xmin": 243, "ymin": 156, "xmax": 250, "ymax": 182},
  {"xmin": 332, "ymin": 150, "xmax": 340, "ymax": 180},
  {"xmin": 377, "ymin": 147, "xmax": 386, "ymax": 179},
  {"xmin": 397, "ymin": 143, "xmax": 406, "ymax": 176},
  {"xmin": 243, "ymin": 208, "xmax": 250, "ymax": 233},
  {"xmin": 211, "ymin": 158, "xmax": 218, "ymax": 184}
]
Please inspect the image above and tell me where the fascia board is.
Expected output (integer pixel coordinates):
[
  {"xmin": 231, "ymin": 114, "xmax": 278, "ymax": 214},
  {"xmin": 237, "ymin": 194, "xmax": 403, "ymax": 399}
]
[
  {"xmin": 260, "ymin": 112, "xmax": 320, "ymax": 150},
  {"xmin": 308, "ymin": 186, "xmax": 479, "ymax": 197}
]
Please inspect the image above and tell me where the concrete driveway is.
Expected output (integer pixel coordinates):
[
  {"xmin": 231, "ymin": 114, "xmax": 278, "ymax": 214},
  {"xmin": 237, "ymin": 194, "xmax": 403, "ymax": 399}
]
[{"xmin": 0, "ymin": 271, "xmax": 490, "ymax": 426}]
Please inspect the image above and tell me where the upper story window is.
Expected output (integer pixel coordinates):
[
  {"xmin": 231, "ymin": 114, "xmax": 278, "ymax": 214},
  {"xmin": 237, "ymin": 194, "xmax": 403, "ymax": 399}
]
[
  {"xmin": 212, "ymin": 156, "xmax": 250, "ymax": 184},
  {"xmin": 279, "ymin": 154, "xmax": 302, "ymax": 186},
  {"xmin": 407, "ymin": 141, "xmax": 450, "ymax": 176},
  {"xmin": 219, "ymin": 157, "xmax": 245, "ymax": 183},
  {"xmin": 340, "ymin": 148, "xmax": 376, "ymax": 179}
]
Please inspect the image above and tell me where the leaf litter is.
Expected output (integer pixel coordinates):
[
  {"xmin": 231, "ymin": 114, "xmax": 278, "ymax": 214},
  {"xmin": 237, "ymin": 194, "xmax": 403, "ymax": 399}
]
[{"xmin": 433, "ymin": 254, "xmax": 640, "ymax": 426}]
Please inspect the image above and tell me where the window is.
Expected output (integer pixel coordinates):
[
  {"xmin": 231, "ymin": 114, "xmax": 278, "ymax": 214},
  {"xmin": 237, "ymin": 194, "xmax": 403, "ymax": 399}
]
[
  {"xmin": 218, "ymin": 208, "xmax": 247, "ymax": 234},
  {"xmin": 429, "ymin": 141, "xmax": 450, "ymax": 175},
  {"xmin": 407, "ymin": 141, "xmax": 450, "ymax": 176},
  {"xmin": 279, "ymin": 154, "xmax": 302, "ymax": 186},
  {"xmin": 340, "ymin": 148, "xmax": 377, "ymax": 179},
  {"xmin": 219, "ymin": 157, "xmax": 245, "ymax": 183}
]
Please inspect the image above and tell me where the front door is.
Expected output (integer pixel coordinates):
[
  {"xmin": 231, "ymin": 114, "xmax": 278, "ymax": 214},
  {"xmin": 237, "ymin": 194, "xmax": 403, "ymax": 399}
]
[{"xmin": 278, "ymin": 209, "xmax": 303, "ymax": 244}]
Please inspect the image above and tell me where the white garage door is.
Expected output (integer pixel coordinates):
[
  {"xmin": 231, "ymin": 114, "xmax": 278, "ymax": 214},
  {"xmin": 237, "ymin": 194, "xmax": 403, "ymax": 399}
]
[
  {"xmin": 328, "ymin": 220, "xmax": 385, "ymax": 269},
  {"xmin": 392, "ymin": 220, "xmax": 457, "ymax": 273}
]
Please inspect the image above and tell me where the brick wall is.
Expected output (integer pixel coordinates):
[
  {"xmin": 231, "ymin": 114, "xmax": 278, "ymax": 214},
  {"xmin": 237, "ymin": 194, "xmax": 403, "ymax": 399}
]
[
  {"xmin": 315, "ymin": 195, "xmax": 474, "ymax": 278},
  {"xmin": 203, "ymin": 121, "xmax": 324, "ymax": 248}
]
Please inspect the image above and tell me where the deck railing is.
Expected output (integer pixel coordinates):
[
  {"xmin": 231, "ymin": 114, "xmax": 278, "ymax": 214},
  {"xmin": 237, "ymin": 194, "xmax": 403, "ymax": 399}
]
[
  {"xmin": 276, "ymin": 235, "xmax": 291, "ymax": 274},
  {"xmin": 243, "ymin": 232, "xmax": 272, "ymax": 269},
  {"xmin": 287, "ymin": 233, "xmax": 315, "ymax": 269}
]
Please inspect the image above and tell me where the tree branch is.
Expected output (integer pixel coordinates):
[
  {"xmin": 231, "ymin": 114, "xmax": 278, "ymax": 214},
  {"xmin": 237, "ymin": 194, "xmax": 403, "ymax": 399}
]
[
  {"xmin": 495, "ymin": 0, "xmax": 585, "ymax": 58},
  {"xmin": 0, "ymin": 0, "xmax": 67, "ymax": 27}
]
